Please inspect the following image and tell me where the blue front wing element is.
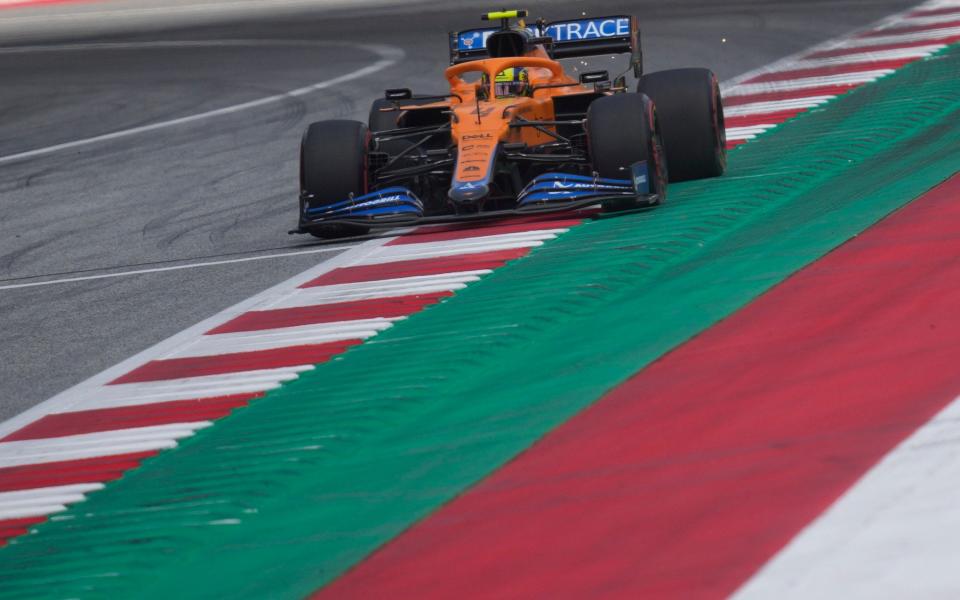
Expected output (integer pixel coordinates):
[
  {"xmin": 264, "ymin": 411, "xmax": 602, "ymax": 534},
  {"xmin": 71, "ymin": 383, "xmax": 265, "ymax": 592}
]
[
  {"xmin": 304, "ymin": 186, "xmax": 424, "ymax": 221},
  {"xmin": 517, "ymin": 168, "xmax": 648, "ymax": 208}
]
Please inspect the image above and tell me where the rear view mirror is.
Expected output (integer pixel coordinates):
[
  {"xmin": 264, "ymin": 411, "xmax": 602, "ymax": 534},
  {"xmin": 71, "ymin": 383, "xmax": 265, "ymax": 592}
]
[
  {"xmin": 579, "ymin": 70, "xmax": 609, "ymax": 85},
  {"xmin": 385, "ymin": 88, "xmax": 413, "ymax": 100}
]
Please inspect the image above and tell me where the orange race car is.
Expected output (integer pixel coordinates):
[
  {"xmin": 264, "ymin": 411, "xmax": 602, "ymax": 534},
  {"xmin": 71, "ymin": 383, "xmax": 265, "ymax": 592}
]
[{"xmin": 295, "ymin": 10, "xmax": 726, "ymax": 238}]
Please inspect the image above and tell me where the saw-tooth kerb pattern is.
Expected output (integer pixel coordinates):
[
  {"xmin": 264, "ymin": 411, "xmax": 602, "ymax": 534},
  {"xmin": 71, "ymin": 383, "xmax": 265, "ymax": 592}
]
[
  {"xmin": 0, "ymin": 216, "xmax": 579, "ymax": 546},
  {"xmin": 1, "ymin": 0, "xmax": 958, "ymax": 548},
  {"xmin": 721, "ymin": 0, "xmax": 960, "ymax": 147}
]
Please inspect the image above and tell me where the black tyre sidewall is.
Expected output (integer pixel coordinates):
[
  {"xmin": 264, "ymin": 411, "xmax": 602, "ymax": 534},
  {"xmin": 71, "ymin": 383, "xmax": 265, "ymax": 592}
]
[
  {"xmin": 299, "ymin": 119, "xmax": 370, "ymax": 238},
  {"xmin": 586, "ymin": 92, "xmax": 655, "ymax": 179},
  {"xmin": 300, "ymin": 120, "xmax": 369, "ymax": 203},
  {"xmin": 637, "ymin": 68, "xmax": 726, "ymax": 182}
]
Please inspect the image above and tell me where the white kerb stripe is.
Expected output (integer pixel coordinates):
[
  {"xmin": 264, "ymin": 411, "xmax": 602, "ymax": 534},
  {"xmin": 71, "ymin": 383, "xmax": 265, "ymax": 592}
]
[
  {"xmin": 726, "ymin": 126, "xmax": 776, "ymax": 140},
  {"xmin": 361, "ymin": 240, "xmax": 546, "ymax": 265},
  {"xmin": 0, "ymin": 505, "xmax": 71, "ymax": 521},
  {"xmin": 274, "ymin": 281, "xmax": 473, "ymax": 309},
  {"xmin": 0, "ymin": 483, "xmax": 104, "ymax": 502},
  {"xmin": 0, "ymin": 423, "xmax": 212, "ymax": 468},
  {"xmin": 171, "ymin": 320, "xmax": 396, "ymax": 359},
  {"xmin": 723, "ymin": 97, "xmax": 836, "ymax": 117},
  {"xmin": 874, "ymin": 13, "xmax": 960, "ymax": 27},
  {"xmin": 63, "ymin": 367, "xmax": 315, "ymax": 412},
  {"xmin": 724, "ymin": 70, "xmax": 893, "ymax": 97},
  {"xmin": 245, "ymin": 270, "xmax": 492, "ymax": 312},
  {"xmin": 788, "ymin": 45, "xmax": 945, "ymax": 67}
]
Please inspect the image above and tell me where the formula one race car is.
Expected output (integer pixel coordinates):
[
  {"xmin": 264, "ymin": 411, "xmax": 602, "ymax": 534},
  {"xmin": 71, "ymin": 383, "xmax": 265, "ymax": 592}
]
[{"xmin": 294, "ymin": 9, "xmax": 726, "ymax": 238}]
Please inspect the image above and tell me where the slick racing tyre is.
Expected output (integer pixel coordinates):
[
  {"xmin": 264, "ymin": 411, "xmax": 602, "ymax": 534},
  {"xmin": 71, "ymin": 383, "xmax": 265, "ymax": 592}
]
[
  {"xmin": 637, "ymin": 68, "xmax": 726, "ymax": 182},
  {"xmin": 586, "ymin": 92, "xmax": 668, "ymax": 210},
  {"xmin": 299, "ymin": 119, "xmax": 371, "ymax": 239}
]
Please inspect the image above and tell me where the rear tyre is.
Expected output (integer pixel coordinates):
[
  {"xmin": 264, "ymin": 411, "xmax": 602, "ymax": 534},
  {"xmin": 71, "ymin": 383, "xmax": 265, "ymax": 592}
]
[
  {"xmin": 637, "ymin": 68, "xmax": 726, "ymax": 182},
  {"xmin": 586, "ymin": 92, "xmax": 667, "ymax": 210},
  {"xmin": 299, "ymin": 119, "xmax": 371, "ymax": 239}
]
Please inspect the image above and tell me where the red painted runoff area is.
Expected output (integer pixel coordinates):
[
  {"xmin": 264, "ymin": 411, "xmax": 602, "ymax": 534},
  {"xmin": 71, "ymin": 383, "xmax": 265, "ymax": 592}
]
[{"xmin": 318, "ymin": 173, "xmax": 960, "ymax": 599}]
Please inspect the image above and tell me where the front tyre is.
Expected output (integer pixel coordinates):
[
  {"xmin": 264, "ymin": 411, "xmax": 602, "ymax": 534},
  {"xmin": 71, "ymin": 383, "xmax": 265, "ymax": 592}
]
[
  {"xmin": 586, "ymin": 92, "xmax": 668, "ymax": 211},
  {"xmin": 299, "ymin": 119, "xmax": 371, "ymax": 239},
  {"xmin": 637, "ymin": 68, "xmax": 726, "ymax": 182}
]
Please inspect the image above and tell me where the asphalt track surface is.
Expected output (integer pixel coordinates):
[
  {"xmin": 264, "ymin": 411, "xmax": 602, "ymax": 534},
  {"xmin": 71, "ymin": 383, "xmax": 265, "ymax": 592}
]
[{"xmin": 0, "ymin": 0, "xmax": 920, "ymax": 421}]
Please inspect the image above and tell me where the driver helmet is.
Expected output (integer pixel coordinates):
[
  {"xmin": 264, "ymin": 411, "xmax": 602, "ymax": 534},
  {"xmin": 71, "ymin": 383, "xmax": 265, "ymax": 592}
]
[{"xmin": 482, "ymin": 67, "xmax": 530, "ymax": 98}]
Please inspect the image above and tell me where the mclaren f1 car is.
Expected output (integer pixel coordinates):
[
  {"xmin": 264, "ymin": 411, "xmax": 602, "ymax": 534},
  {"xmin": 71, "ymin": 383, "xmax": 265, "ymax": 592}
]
[{"xmin": 294, "ymin": 9, "xmax": 726, "ymax": 238}]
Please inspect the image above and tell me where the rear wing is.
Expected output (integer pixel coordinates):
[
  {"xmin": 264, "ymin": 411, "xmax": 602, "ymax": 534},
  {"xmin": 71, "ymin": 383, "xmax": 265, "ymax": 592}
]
[{"xmin": 449, "ymin": 15, "xmax": 642, "ymax": 76}]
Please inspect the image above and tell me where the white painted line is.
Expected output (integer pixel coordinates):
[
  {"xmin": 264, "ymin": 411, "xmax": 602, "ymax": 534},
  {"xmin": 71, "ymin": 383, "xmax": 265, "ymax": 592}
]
[
  {"xmin": 732, "ymin": 394, "xmax": 960, "ymax": 600},
  {"xmin": 0, "ymin": 40, "xmax": 404, "ymax": 166},
  {"xmin": 0, "ymin": 245, "xmax": 356, "ymax": 291}
]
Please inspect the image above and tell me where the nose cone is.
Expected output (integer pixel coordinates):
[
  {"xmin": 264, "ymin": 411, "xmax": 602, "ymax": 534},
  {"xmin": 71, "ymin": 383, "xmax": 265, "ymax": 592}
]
[{"xmin": 448, "ymin": 181, "xmax": 490, "ymax": 204}]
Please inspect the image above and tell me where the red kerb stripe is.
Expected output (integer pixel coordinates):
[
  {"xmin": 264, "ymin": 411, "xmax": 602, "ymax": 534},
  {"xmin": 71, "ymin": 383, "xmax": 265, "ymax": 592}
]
[
  {"xmin": 0, "ymin": 517, "xmax": 46, "ymax": 547},
  {"xmin": 0, "ymin": 451, "xmax": 158, "ymax": 492},
  {"xmin": 110, "ymin": 341, "xmax": 360, "ymax": 384},
  {"xmin": 1, "ymin": 394, "xmax": 260, "ymax": 442}
]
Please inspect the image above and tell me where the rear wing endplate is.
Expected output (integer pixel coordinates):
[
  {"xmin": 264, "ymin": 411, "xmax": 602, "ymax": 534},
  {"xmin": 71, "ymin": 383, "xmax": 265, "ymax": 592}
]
[{"xmin": 449, "ymin": 15, "xmax": 642, "ymax": 76}]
